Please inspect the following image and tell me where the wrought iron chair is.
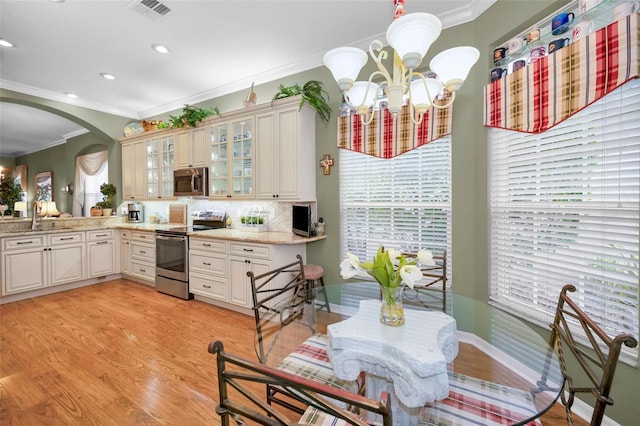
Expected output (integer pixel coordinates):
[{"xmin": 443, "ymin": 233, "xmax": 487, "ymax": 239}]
[
  {"xmin": 248, "ymin": 255, "xmax": 362, "ymax": 413},
  {"xmin": 401, "ymin": 249, "xmax": 447, "ymax": 312},
  {"xmin": 543, "ymin": 284, "xmax": 637, "ymax": 425},
  {"xmin": 209, "ymin": 340, "xmax": 392, "ymax": 426}
]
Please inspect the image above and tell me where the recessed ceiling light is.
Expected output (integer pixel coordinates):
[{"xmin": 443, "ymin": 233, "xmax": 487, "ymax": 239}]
[
  {"xmin": 151, "ymin": 44, "xmax": 170, "ymax": 54},
  {"xmin": 100, "ymin": 73, "xmax": 116, "ymax": 80},
  {"xmin": 64, "ymin": 92, "xmax": 78, "ymax": 98},
  {"xmin": 0, "ymin": 39, "xmax": 15, "ymax": 47}
]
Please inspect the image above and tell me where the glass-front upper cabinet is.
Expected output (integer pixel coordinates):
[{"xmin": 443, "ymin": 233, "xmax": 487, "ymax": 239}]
[
  {"xmin": 146, "ymin": 134, "xmax": 175, "ymax": 199},
  {"xmin": 210, "ymin": 117, "xmax": 254, "ymax": 199}
]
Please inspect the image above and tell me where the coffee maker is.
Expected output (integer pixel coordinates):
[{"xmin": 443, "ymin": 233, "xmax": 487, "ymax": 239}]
[{"xmin": 127, "ymin": 203, "xmax": 144, "ymax": 223}]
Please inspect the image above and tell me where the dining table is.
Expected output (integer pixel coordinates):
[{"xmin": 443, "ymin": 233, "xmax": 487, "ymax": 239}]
[{"xmin": 254, "ymin": 281, "xmax": 564, "ymax": 426}]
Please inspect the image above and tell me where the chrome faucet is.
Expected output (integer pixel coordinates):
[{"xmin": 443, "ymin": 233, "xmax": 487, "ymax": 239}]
[{"xmin": 31, "ymin": 201, "xmax": 40, "ymax": 230}]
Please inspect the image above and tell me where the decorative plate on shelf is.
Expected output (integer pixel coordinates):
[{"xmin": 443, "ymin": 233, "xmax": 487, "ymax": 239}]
[{"xmin": 123, "ymin": 121, "xmax": 143, "ymax": 137}]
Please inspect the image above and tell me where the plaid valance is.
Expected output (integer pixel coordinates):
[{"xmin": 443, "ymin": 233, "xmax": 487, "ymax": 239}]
[
  {"xmin": 337, "ymin": 103, "xmax": 452, "ymax": 159},
  {"xmin": 483, "ymin": 13, "xmax": 639, "ymax": 133}
]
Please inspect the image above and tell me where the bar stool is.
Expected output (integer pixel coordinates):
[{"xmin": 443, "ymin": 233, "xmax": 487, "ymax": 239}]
[{"xmin": 303, "ymin": 264, "xmax": 330, "ymax": 312}]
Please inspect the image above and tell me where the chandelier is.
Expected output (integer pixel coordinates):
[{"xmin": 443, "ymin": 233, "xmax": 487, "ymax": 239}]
[{"xmin": 323, "ymin": 1, "xmax": 479, "ymax": 124}]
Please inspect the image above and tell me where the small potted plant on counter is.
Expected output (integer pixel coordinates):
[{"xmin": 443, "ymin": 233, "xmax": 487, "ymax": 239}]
[
  {"xmin": 98, "ymin": 182, "xmax": 117, "ymax": 216},
  {"xmin": 0, "ymin": 175, "xmax": 22, "ymax": 217}
]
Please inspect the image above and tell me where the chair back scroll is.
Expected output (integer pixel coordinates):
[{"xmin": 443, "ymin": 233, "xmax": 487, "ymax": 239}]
[
  {"xmin": 248, "ymin": 255, "xmax": 310, "ymax": 364},
  {"xmin": 549, "ymin": 284, "xmax": 637, "ymax": 426},
  {"xmin": 209, "ymin": 340, "xmax": 392, "ymax": 426}
]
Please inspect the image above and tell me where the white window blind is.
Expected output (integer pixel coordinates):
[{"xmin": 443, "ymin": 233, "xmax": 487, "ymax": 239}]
[
  {"xmin": 488, "ymin": 79, "xmax": 640, "ymax": 362},
  {"xmin": 339, "ymin": 137, "xmax": 451, "ymax": 280}
]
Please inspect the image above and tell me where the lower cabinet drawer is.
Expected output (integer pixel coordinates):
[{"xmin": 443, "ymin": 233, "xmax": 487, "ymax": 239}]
[
  {"xmin": 131, "ymin": 243, "xmax": 154, "ymax": 261},
  {"xmin": 190, "ymin": 251, "xmax": 226, "ymax": 276},
  {"xmin": 87, "ymin": 229, "xmax": 114, "ymax": 241},
  {"xmin": 190, "ymin": 273, "xmax": 226, "ymax": 300},
  {"xmin": 229, "ymin": 242, "xmax": 270, "ymax": 259},
  {"xmin": 130, "ymin": 261, "xmax": 155, "ymax": 280}
]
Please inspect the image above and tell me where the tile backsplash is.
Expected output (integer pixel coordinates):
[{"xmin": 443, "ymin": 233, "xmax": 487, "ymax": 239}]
[{"xmin": 126, "ymin": 199, "xmax": 317, "ymax": 233}]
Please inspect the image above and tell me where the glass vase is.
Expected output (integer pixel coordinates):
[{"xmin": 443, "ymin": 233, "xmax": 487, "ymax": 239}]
[{"xmin": 379, "ymin": 286, "xmax": 405, "ymax": 326}]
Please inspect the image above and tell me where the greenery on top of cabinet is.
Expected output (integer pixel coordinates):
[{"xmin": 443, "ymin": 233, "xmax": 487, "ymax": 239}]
[
  {"xmin": 169, "ymin": 104, "xmax": 220, "ymax": 128},
  {"xmin": 272, "ymin": 80, "xmax": 331, "ymax": 123}
]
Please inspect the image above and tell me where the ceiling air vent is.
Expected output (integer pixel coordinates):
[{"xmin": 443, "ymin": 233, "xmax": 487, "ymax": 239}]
[{"xmin": 128, "ymin": 0, "xmax": 172, "ymax": 21}]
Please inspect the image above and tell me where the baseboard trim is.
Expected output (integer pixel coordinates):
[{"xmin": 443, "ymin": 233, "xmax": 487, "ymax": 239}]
[{"xmin": 459, "ymin": 331, "xmax": 620, "ymax": 426}]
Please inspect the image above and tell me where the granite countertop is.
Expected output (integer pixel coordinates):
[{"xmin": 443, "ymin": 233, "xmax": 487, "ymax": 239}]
[
  {"xmin": 110, "ymin": 223, "xmax": 175, "ymax": 232},
  {"xmin": 1, "ymin": 220, "xmax": 326, "ymax": 245},
  {"xmin": 189, "ymin": 229, "xmax": 326, "ymax": 245}
]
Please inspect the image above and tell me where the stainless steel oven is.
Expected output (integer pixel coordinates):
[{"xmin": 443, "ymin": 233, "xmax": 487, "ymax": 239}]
[
  {"xmin": 156, "ymin": 229, "xmax": 191, "ymax": 299},
  {"xmin": 155, "ymin": 210, "xmax": 226, "ymax": 300}
]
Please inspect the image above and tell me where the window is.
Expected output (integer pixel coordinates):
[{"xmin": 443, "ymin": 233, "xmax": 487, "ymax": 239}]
[
  {"xmin": 73, "ymin": 150, "xmax": 108, "ymax": 217},
  {"xmin": 488, "ymin": 79, "xmax": 640, "ymax": 363},
  {"xmin": 339, "ymin": 136, "xmax": 452, "ymax": 280}
]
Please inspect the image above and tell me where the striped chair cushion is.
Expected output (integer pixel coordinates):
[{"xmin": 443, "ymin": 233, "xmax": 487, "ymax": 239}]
[
  {"xmin": 298, "ymin": 406, "xmax": 350, "ymax": 426},
  {"xmin": 420, "ymin": 372, "xmax": 543, "ymax": 426},
  {"xmin": 277, "ymin": 333, "xmax": 362, "ymax": 394}
]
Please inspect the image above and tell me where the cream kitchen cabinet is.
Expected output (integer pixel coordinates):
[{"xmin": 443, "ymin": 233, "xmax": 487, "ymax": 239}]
[
  {"xmin": 209, "ymin": 117, "xmax": 254, "ymax": 199},
  {"xmin": 120, "ymin": 230, "xmax": 130, "ymax": 274},
  {"xmin": 87, "ymin": 230, "xmax": 116, "ymax": 278},
  {"xmin": 255, "ymin": 100, "xmax": 316, "ymax": 200},
  {"xmin": 1, "ymin": 234, "xmax": 47, "ymax": 295},
  {"xmin": 1, "ymin": 232, "xmax": 86, "ymax": 296},
  {"xmin": 228, "ymin": 249, "xmax": 269, "ymax": 308},
  {"xmin": 189, "ymin": 237, "xmax": 228, "ymax": 301},
  {"xmin": 122, "ymin": 140, "xmax": 147, "ymax": 200},
  {"xmin": 175, "ymin": 128, "xmax": 209, "ymax": 169},
  {"xmin": 128, "ymin": 230, "xmax": 156, "ymax": 284},
  {"xmin": 188, "ymin": 237, "xmax": 305, "ymax": 313},
  {"xmin": 146, "ymin": 134, "xmax": 176, "ymax": 199},
  {"xmin": 227, "ymin": 241, "xmax": 303, "ymax": 309},
  {"xmin": 120, "ymin": 96, "xmax": 316, "ymax": 202}
]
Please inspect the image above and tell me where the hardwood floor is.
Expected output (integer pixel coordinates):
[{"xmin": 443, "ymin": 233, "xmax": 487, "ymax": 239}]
[{"xmin": 0, "ymin": 279, "xmax": 582, "ymax": 425}]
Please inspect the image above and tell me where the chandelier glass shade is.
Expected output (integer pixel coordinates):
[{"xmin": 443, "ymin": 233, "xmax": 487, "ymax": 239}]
[{"xmin": 323, "ymin": 12, "xmax": 480, "ymax": 124}]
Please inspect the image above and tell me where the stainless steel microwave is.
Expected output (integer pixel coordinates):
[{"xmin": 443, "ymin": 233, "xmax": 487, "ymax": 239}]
[{"xmin": 174, "ymin": 167, "xmax": 209, "ymax": 197}]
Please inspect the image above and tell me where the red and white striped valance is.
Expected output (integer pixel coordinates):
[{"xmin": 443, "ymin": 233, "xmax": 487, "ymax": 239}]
[
  {"xmin": 484, "ymin": 13, "xmax": 639, "ymax": 133},
  {"xmin": 337, "ymin": 103, "xmax": 452, "ymax": 159}
]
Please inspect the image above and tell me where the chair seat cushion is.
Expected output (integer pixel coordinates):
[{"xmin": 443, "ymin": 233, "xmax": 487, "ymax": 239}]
[
  {"xmin": 277, "ymin": 333, "xmax": 362, "ymax": 394},
  {"xmin": 298, "ymin": 406, "xmax": 350, "ymax": 426},
  {"xmin": 420, "ymin": 372, "xmax": 543, "ymax": 425},
  {"xmin": 304, "ymin": 264, "xmax": 324, "ymax": 281}
]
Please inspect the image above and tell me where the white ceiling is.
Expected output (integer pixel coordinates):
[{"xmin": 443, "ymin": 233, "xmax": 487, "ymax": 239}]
[{"xmin": 0, "ymin": 0, "xmax": 495, "ymax": 158}]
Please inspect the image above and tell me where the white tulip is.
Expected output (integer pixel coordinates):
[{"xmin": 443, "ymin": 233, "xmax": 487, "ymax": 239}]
[
  {"xmin": 417, "ymin": 249, "xmax": 435, "ymax": 266},
  {"xmin": 399, "ymin": 264, "xmax": 423, "ymax": 289}
]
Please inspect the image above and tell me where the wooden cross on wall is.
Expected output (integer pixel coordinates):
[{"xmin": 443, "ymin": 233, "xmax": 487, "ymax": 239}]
[{"xmin": 320, "ymin": 154, "xmax": 334, "ymax": 175}]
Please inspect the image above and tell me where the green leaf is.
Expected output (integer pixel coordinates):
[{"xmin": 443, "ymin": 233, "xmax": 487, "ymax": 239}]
[{"xmin": 272, "ymin": 80, "xmax": 331, "ymax": 123}]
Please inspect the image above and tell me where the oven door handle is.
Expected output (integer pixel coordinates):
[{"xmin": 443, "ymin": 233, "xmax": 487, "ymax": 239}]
[{"xmin": 156, "ymin": 235, "xmax": 187, "ymax": 242}]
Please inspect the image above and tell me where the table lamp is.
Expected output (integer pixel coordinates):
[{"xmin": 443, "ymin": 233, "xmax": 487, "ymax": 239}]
[
  {"xmin": 14, "ymin": 201, "xmax": 27, "ymax": 218},
  {"xmin": 40, "ymin": 201, "xmax": 61, "ymax": 217}
]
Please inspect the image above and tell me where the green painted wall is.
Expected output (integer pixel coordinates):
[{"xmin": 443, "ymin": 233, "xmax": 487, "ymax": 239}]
[
  {"xmin": 1, "ymin": 1, "xmax": 636, "ymax": 423},
  {"xmin": 0, "ymin": 89, "xmax": 127, "ymax": 213}
]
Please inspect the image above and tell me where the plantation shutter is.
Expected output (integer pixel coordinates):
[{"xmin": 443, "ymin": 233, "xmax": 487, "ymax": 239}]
[
  {"xmin": 339, "ymin": 136, "xmax": 452, "ymax": 282},
  {"xmin": 488, "ymin": 78, "xmax": 640, "ymax": 363}
]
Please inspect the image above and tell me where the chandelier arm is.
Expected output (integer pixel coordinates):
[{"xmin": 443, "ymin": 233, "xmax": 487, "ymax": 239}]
[
  {"xmin": 406, "ymin": 87, "xmax": 420, "ymax": 126},
  {"xmin": 412, "ymin": 106, "xmax": 426, "ymax": 126},
  {"xmin": 344, "ymin": 71, "xmax": 388, "ymax": 112},
  {"xmin": 431, "ymin": 90, "xmax": 456, "ymax": 110},
  {"xmin": 360, "ymin": 109, "xmax": 377, "ymax": 126},
  {"xmin": 369, "ymin": 40, "xmax": 393, "ymax": 84},
  {"xmin": 410, "ymin": 71, "xmax": 436, "ymax": 105}
]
